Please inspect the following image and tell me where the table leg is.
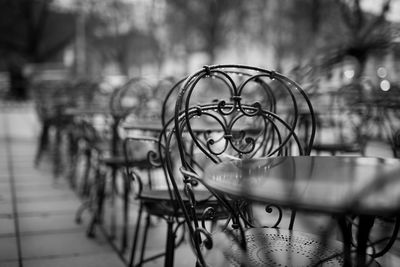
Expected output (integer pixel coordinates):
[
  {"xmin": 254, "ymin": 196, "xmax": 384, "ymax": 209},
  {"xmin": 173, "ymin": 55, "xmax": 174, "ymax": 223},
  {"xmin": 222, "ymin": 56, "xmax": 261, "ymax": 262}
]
[
  {"xmin": 356, "ymin": 215, "xmax": 375, "ymax": 267},
  {"xmin": 337, "ymin": 216, "xmax": 353, "ymax": 267}
]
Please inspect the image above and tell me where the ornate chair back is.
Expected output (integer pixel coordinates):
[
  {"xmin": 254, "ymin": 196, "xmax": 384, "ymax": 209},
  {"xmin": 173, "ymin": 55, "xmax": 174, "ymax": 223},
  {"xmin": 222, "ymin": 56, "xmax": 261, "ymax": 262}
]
[{"xmin": 162, "ymin": 65, "xmax": 317, "ymax": 266}]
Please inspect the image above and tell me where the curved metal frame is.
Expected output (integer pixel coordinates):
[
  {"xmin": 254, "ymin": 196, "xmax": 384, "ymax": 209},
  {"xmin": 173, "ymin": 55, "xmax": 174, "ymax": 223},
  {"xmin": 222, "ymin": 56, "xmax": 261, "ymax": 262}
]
[{"xmin": 163, "ymin": 64, "xmax": 316, "ymax": 266}]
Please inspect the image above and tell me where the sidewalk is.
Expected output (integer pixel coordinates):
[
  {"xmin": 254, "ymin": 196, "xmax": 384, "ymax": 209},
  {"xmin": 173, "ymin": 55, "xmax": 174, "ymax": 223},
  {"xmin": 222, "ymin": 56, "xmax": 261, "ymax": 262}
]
[
  {"xmin": 0, "ymin": 102, "xmax": 125, "ymax": 267},
  {"xmin": 1, "ymin": 101, "xmax": 400, "ymax": 267}
]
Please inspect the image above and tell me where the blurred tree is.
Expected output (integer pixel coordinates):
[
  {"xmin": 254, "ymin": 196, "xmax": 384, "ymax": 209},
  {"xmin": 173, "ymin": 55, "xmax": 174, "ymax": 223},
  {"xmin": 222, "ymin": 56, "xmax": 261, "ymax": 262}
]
[
  {"xmin": 248, "ymin": 0, "xmax": 335, "ymax": 71},
  {"xmin": 84, "ymin": 0, "xmax": 162, "ymax": 77},
  {"xmin": 165, "ymin": 0, "xmax": 249, "ymax": 64},
  {"xmin": 0, "ymin": 0, "xmax": 76, "ymax": 100},
  {"xmin": 321, "ymin": 0, "xmax": 393, "ymax": 78}
]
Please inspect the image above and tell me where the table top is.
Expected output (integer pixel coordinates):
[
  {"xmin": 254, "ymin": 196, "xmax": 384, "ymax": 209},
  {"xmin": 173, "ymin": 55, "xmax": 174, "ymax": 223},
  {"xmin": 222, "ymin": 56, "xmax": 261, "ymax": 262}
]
[{"xmin": 203, "ymin": 156, "xmax": 400, "ymax": 216}]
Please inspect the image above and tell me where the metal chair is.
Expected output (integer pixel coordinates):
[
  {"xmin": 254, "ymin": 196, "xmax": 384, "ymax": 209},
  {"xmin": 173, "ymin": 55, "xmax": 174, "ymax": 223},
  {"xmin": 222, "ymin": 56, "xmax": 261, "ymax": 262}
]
[
  {"xmin": 162, "ymin": 65, "xmax": 351, "ymax": 266},
  {"xmin": 121, "ymin": 77, "xmax": 224, "ymax": 267},
  {"xmin": 79, "ymin": 77, "xmax": 188, "ymax": 261},
  {"xmin": 123, "ymin": 135, "xmax": 182, "ymax": 266},
  {"xmin": 33, "ymin": 79, "xmax": 100, "ymax": 178},
  {"xmin": 75, "ymin": 78, "xmax": 156, "ymax": 252}
]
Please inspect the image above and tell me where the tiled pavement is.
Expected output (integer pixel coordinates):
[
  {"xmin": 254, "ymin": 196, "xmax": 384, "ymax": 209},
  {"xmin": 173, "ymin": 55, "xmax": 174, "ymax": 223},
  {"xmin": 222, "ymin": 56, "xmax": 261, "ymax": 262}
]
[
  {"xmin": 1, "ymin": 101, "xmax": 400, "ymax": 266},
  {"xmin": 0, "ymin": 102, "xmax": 196, "ymax": 267},
  {"xmin": 0, "ymin": 103, "xmax": 126, "ymax": 267}
]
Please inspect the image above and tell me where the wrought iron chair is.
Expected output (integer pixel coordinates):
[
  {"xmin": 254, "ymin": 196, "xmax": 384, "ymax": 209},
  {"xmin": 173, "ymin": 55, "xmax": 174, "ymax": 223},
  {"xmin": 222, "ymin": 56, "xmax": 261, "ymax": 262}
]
[
  {"xmin": 79, "ymin": 77, "xmax": 187, "ymax": 261},
  {"xmin": 123, "ymin": 135, "xmax": 185, "ymax": 267},
  {"xmin": 33, "ymin": 79, "xmax": 100, "ymax": 178},
  {"xmin": 162, "ymin": 64, "xmax": 350, "ymax": 266},
  {"xmin": 121, "ymin": 77, "xmax": 215, "ymax": 267},
  {"xmin": 75, "ymin": 78, "xmax": 156, "ymax": 251}
]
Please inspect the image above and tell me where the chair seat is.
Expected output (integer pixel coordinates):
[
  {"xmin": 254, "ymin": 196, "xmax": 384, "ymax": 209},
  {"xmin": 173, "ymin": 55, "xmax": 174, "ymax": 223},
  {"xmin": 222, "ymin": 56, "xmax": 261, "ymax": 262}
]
[
  {"xmin": 206, "ymin": 228, "xmax": 379, "ymax": 267},
  {"xmin": 140, "ymin": 188, "xmax": 227, "ymax": 219},
  {"xmin": 100, "ymin": 156, "xmax": 154, "ymax": 169},
  {"xmin": 140, "ymin": 187, "xmax": 211, "ymax": 201}
]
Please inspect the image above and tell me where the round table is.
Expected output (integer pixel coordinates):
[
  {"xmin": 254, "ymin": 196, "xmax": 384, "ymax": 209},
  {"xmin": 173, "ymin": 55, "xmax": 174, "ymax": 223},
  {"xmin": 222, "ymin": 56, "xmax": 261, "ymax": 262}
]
[{"xmin": 203, "ymin": 156, "xmax": 400, "ymax": 267}]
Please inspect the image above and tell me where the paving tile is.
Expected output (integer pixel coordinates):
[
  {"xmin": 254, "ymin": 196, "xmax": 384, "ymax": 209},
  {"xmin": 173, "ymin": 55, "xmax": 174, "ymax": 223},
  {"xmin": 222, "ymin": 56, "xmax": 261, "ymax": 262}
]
[
  {"xmin": 23, "ymin": 251, "xmax": 125, "ymax": 267},
  {"xmin": 13, "ymin": 174, "xmax": 52, "ymax": 184},
  {"xmin": 14, "ymin": 182, "xmax": 70, "ymax": 195},
  {"xmin": 14, "ymin": 181, "xmax": 69, "ymax": 191},
  {"xmin": 0, "ymin": 260, "xmax": 20, "ymax": 267},
  {"xmin": 0, "ymin": 174, "xmax": 9, "ymax": 181},
  {"xmin": 16, "ymin": 191, "xmax": 77, "ymax": 203},
  {"xmin": 19, "ymin": 212, "xmax": 88, "ymax": 234},
  {"xmin": 13, "ymin": 168, "xmax": 54, "ymax": 177},
  {"xmin": 8, "ymin": 154, "xmax": 35, "ymax": 160},
  {"xmin": 0, "ymin": 187, "xmax": 12, "ymax": 203},
  {"xmin": 20, "ymin": 232, "xmax": 111, "ymax": 259},
  {"xmin": 0, "ymin": 202, "xmax": 13, "ymax": 215},
  {"xmin": 8, "ymin": 152, "xmax": 36, "ymax": 157},
  {"xmin": 0, "ymin": 217, "xmax": 15, "ymax": 235},
  {"xmin": 15, "ymin": 189, "xmax": 76, "ymax": 202},
  {"xmin": 0, "ymin": 236, "xmax": 19, "ymax": 261},
  {"xmin": 129, "ymin": 245, "xmax": 195, "ymax": 267},
  {"xmin": 11, "ymin": 159, "xmax": 38, "ymax": 165},
  {"xmin": 377, "ymin": 252, "xmax": 400, "ymax": 266},
  {"xmin": 17, "ymin": 198, "xmax": 80, "ymax": 214},
  {"xmin": 14, "ymin": 181, "xmax": 56, "ymax": 189},
  {"xmin": 0, "ymin": 182, "xmax": 10, "ymax": 192}
]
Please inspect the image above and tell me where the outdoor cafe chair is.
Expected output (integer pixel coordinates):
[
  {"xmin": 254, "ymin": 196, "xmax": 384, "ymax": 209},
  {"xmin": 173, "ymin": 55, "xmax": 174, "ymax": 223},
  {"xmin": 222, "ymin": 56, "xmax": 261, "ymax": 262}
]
[
  {"xmin": 122, "ymin": 132, "xmax": 225, "ymax": 267},
  {"xmin": 162, "ymin": 64, "xmax": 355, "ymax": 266},
  {"xmin": 32, "ymin": 79, "xmax": 100, "ymax": 178},
  {"xmin": 84, "ymin": 78, "xmax": 159, "ymax": 250},
  {"xmin": 78, "ymin": 77, "xmax": 186, "ymax": 258},
  {"xmin": 121, "ymin": 77, "xmax": 223, "ymax": 267},
  {"xmin": 122, "ymin": 74, "xmax": 269, "ymax": 266}
]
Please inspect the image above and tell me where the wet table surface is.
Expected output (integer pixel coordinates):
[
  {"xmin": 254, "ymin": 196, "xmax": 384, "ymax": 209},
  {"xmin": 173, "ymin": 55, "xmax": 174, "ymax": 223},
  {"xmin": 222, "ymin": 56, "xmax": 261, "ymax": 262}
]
[
  {"xmin": 203, "ymin": 156, "xmax": 400, "ymax": 216},
  {"xmin": 203, "ymin": 156, "xmax": 400, "ymax": 266}
]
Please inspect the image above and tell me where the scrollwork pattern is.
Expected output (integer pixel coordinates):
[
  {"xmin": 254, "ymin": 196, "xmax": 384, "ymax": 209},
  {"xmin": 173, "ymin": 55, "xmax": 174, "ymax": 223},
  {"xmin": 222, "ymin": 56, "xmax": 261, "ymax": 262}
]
[{"xmin": 169, "ymin": 64, "xmax": 316, "ymax": 266}]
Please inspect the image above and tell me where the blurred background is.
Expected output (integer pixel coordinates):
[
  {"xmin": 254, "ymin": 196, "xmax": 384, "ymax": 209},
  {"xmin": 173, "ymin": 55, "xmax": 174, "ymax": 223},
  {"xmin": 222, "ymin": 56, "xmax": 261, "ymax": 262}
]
[
  {"xmin": 0, "ymin": 0, "xmax": 398, "ymax": 101},
  {"xmin": 1, "ymin": 2, "xmax": 400, "ymax": 266}
]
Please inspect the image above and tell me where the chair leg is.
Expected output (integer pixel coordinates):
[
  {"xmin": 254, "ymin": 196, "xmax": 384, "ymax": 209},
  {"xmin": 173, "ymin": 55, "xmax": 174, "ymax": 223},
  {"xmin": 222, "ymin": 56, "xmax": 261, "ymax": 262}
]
[
  {"xmin": 86, "ymin": 211, "xmax": 97, "ymax": 237},
  {"xmin": 87, "ymin": 168, "xmax": 106, "ymax": 237},
  {"xmin": 129, "ymin": 203, "xmax": 144, "ymax": 267},
  {"xmin": 138, "ymin": 214, "xmax": 151, "ymax": 267},
  {"xmin": 337, "ymin": 215, "xmax": 353, "ymax": 267},
  {"xmin": 121, "ymin": 172, "xmax": 131, "ymax": 252},
  {"xmin": 289, "ymin": 210, "xmax": 297, "ymax": 230},
  {"xmin": 75, "ymin": 199, "xmax": 90, "ymax": 224},
  {"xmin": 81, "ymin": 149, "xmax": 92, "ymax": 197},
  {"xmin": 34, "ymin": 121, "xmax": 50, "ymax": 167},
  {"xmin": 53, "ymin": 125, "xmax": 62, "ymax": 178},
  {"xmin": 68, "ymin": 148, "xmax": 78, "ymax": 189},
  {"xmin": 67, "ymin": 132, "xmax": 77, "ymax": 186},
  {"xmin": 164, "ymin": 219, "xmax": 176, "ymax": 267}
]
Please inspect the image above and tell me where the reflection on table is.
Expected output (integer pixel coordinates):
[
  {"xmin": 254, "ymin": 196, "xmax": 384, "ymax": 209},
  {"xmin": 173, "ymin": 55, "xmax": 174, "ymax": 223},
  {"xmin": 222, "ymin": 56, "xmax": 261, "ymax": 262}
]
[{"xmin": 203, "ymin": 156, "xmax": 400, "ymax": 266}]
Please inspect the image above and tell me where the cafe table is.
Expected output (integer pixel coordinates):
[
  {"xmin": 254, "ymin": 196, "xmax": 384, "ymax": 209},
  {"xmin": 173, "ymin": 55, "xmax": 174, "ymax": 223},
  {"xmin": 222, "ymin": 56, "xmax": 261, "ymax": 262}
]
[{"xmin": 202, "ymin": 156, "xmax": 400, "ymax": 267}]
